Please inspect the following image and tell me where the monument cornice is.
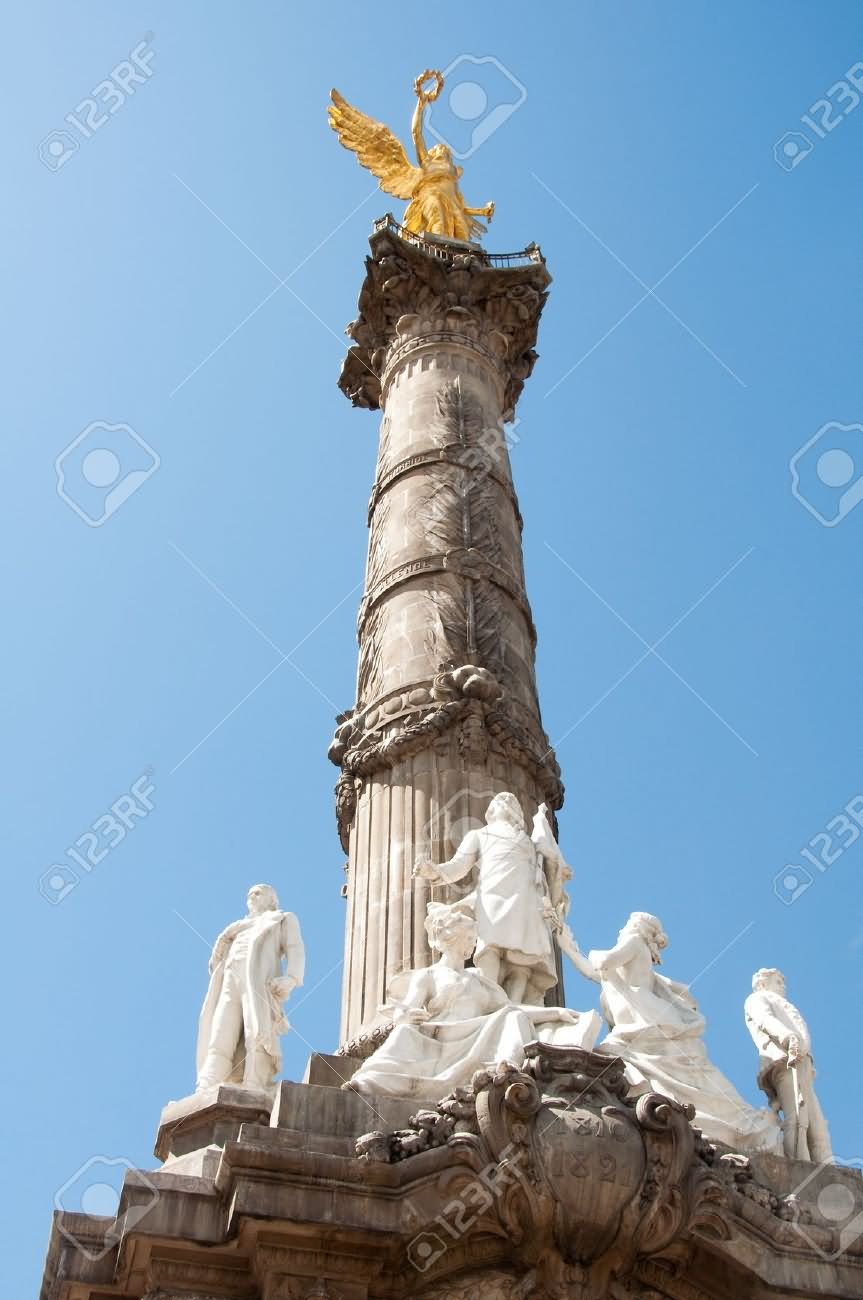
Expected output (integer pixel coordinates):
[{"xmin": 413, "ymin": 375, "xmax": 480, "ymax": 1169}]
[{"xmin": 338, "ymin": 218, "xmax": 551, "ymax": 420}]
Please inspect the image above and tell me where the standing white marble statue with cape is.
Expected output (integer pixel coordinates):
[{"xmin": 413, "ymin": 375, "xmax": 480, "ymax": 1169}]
[
  {"xmin": 197, "ymin": 884, "xmax": 305, "ymax": 1091},
  {"xmin": 348, "ymin": 901, "xmax": 600, "ymax": 1100},
  {"xmin": 591, "ymin": 912, "xmax": 781, "ymax": 1153}
]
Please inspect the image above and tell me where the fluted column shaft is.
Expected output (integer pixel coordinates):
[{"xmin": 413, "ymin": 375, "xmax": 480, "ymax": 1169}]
[{"xmin": 331, "ymin": 224, "xmax": 563, "ymax": 1043}]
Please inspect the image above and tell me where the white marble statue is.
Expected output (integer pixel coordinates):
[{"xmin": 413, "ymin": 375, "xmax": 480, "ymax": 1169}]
[
  {"xmin": 590, "ymin": 912, "xmax": 781, "ymax": 1153},
  {"xmin": 413, "ymin": 792, "xmax": 558, "ymax": 1003},
  {"xmin": 196, "ymin": 884, "xmax": 305, "ymax": 1092},
  {"xmin": 744, "ymin": 967, "xmax": 832, "ymax": 1163},
  {"xmin": 347, "ymin": 900, "xmax": 601, "ymax": 1100},
  {"xmin": 531, "ymin": 800, "xmax": 572, "ymax": 924},
  {"xmin": 532, "ymin": 803, "xmax": 604, "ymax": 989}
]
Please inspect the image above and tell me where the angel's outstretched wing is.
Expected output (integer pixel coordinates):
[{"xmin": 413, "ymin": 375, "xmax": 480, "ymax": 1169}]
[{"xmin": 328, "ymin": 89, "xmax": 421, "ymax": 200}]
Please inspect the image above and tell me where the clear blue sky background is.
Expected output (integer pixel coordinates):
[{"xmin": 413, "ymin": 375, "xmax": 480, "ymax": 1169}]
[{"xmin": 6, "ymin": 3, "xmax": 862, "ymax": 1292}]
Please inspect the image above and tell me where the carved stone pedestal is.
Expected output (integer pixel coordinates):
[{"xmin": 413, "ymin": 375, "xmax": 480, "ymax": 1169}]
[
  {"xmin": 39, "ymin": 1045, "xmax": 863, "ymax": 1300},
  {"xmin": 155, "ymin": 1085, "xmax": 274, "ymax": 1166}
]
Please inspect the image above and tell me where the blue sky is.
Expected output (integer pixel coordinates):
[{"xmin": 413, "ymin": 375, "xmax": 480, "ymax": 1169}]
[{"xmin": 7, "ymin": 3, "xmax": 863, "ymax": 1292}]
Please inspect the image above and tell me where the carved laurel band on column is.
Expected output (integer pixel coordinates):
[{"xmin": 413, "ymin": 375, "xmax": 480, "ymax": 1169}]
[
  {"xmin": 357, "ymin": 554, "xmax": 537, "ymax": 645},
  {"xmin": 367, "ymin": 447, "xmax": 523, "ymax": 529}
]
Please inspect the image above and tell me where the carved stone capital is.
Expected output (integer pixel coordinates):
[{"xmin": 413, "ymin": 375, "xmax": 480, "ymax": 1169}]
[{"xmin": 339, "ymin": 223, "xmax": 550, "ymax": 420}]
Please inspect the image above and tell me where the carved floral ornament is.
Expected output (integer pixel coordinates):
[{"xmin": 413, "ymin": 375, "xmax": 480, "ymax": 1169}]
[
  {"xmin": 328, "ymin": 664, "xmax": 563, "ymax": 852},
  {"xmin": 338, "ymin": 227, "xmax": 550, "ymax": 418},
  {"xmin": 353, "ymin": 1043, "xmax": 856, "ymax": 1300}
]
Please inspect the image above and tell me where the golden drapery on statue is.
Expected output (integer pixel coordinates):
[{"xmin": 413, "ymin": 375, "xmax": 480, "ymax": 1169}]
[{"xmin": 328, "ymin": 69, "xmax": 495, "ymax": 243}]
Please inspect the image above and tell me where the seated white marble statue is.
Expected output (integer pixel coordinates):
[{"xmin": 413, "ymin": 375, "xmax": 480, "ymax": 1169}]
[
  {"xmin": 347, "ymin": 900, "xmax": 601, "ymax": 1100},
  {"xmin": 590, "ymin": 912, "xmax": 782, "ymax": 1153}
]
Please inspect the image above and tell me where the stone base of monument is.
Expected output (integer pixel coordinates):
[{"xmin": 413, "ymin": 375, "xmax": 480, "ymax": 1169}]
[
  {"xmin": 39, "ymin": 1044, "xmax": 863, "ymax": 1300},
  {"xmin": 155, "ymin": 1084, "xmax": 274, "ymax": 1164},
  {"xmin": 302, "ymin": 1051, "xmax": 362, "ymax": 1087}
]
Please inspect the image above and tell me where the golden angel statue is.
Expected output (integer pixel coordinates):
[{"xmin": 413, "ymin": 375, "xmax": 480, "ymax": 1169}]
[{"xmin": 328, "ymin": 70, "xmax": 495, "ymax": 243}]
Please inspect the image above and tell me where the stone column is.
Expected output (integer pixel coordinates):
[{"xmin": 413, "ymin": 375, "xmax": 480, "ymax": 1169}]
[{"xmin": 331, "ymin": 220, "xmax": 564, "ymax": 1044}]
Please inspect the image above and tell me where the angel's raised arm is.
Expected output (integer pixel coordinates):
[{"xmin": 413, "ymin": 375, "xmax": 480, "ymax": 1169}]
[
  {"xmin": 411, "ymin": 93, "xmax": 429, "ymax": 166},
  {"xmin": 410, "ymin": 71, "xmax": 443, "ymax": 166}
]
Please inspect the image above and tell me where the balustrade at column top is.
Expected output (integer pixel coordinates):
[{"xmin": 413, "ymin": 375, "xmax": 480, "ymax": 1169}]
[{"xmin": 371, "ymin": 214, "xmax": 546, "ymax": 267}]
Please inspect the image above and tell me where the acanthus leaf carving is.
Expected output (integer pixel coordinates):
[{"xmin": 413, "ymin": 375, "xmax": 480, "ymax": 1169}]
[
  {"xmin": 338, "ymin": 225, "xmax": 551, "ymax": 420},
  {"xmin": 327, "ymin": 668, "xmax": 564, "ymax": 849}
]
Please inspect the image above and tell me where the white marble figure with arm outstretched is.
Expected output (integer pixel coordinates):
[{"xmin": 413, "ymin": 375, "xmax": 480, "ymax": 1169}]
[
  {"xmin": 590, "ymin": 912, "xmax": 781, "ymax": 1153},
  {"xmin": 414, "ymin": 793, "xmax": 557, "ymax": 1004}
]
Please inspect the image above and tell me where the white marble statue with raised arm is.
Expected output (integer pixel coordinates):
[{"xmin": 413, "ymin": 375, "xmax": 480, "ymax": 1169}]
[
  {"xmin": 744, "ymin": 967, "xmax": 832, "ymax": 1163},
  {"xmin": 196, "ymin": 884, "xmax": 305, "ymax": 1093},
  {"xmin": 590, "ymin": 911, "xmax": 781, "ymax": 1153},
  {"xmin": 347, "ymin": 900, "xmax": 600, "ymax": 1100},
  {"xmin": 413, "ymin": 792, "xmax": 558, "ymax": 1004}
]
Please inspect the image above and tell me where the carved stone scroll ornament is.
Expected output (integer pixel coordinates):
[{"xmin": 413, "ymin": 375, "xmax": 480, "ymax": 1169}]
[{"xmin": 355, "ymin": 1044, "xmax": 731, "ymax": 1299}]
